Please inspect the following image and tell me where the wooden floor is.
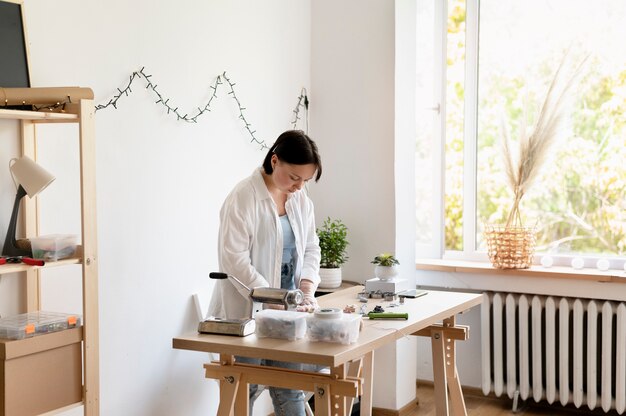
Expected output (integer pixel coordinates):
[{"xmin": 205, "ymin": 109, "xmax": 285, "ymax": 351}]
[
  {"xmin": 405, "ymin": 383, "xmax": 624, "ymax": 416},
  {"xmin": 301, "ymin": 384, "xmax": 626, "ymax": 416}
]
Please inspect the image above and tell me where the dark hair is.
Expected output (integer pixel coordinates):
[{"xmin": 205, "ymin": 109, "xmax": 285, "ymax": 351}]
[{"xmin": 262, "ymin": 130, "xmax": 322, "ymax": 181}]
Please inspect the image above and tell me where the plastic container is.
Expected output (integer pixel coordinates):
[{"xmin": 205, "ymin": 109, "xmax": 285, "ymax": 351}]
[
  {"xmin": 30, "ymin": 234, "xmax": 78, "ymax": 261},
  {"xmin": 0, "ymin": 311, "xmax": 82, "ymax": 340},
  {"xmin": 254, "ymin": 309, "xmax": 308, "ymax": 340},
  {"xmin": 306, "ymin": 312, "xmax": 361, "ymax": 344}
]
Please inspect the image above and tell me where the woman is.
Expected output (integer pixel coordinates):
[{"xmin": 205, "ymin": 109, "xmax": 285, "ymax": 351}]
[{"xmin": 208, "ymin": 130, "xmax": 322, "ymax": 415}]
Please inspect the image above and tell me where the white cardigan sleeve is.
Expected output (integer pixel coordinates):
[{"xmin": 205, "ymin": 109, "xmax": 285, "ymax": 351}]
[{"xmin": 218, "ymin": 186, "xmax": 270, "ymax": 299}]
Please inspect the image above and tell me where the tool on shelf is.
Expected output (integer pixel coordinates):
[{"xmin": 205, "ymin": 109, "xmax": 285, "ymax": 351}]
[{"xmin": 0, "ymin": 256, "xmax": 45, "ymax": 266}]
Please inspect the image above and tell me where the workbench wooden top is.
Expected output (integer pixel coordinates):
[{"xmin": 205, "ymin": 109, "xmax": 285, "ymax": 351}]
[{"xmin": 172, "ymin": 286, "xmax": 483, "ymax": 367}]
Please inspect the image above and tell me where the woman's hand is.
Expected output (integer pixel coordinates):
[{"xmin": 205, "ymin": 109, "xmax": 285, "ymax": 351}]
[{"xmin": 296, "ymin": 279, "xmax": 318, "ymax": 312}]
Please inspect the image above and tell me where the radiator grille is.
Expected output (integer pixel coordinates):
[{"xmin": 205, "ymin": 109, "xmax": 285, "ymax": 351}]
[{"xmin": 481, "ymin": 292, "xmax": 626, "ymax": 413}]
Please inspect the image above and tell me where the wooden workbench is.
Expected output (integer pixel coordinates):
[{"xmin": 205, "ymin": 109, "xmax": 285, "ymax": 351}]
[{"xmin": 173, "ymin": 286, "xmax": 483, "ymax": 415}]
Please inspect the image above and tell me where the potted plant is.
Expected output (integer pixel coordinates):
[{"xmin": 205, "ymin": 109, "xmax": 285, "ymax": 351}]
[
  {"xmin": 371, "ymin": 253, "xmax": 400, "ymax": 281},
  {"xmin": 316, "ymin": 217, "xmax": 349, "ymax": 288}
]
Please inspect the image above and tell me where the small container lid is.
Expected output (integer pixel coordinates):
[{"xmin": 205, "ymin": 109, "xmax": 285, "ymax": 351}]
[{"xmin": 314, "ymin": 307, "xmax": 343, "ymax": 320}]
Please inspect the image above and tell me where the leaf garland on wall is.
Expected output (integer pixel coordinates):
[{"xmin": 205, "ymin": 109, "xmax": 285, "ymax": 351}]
[{"xmin": 95, "ymin": 67, "xmax": 309, "ymax": 150}]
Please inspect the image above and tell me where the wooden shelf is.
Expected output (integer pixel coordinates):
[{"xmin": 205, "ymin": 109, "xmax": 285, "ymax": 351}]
[
  {"xmin": 416, "ymin": 258, "xmax": 626, "ymax": 283},
  {"xmin": 0, "ymin": 246, "xmax": 83, "ymax": 275},
  {"xmin": 1, "ymin": 97, "xmax": 99, "ymax": 415},
  {"xmin": 0, "ymin": 108, "xmax": 78, "ymax": 122},
  {"xmin": 0, "ymin": 256, "xmax": 81, "ymax": 276}
]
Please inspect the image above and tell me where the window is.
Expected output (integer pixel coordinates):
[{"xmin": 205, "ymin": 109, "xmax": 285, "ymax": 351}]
[{"xmin": 416, "ymin": 0, "xmax": 626, "ymax": 265}]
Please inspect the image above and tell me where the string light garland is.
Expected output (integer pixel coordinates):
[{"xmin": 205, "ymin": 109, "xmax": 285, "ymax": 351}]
[
  {"xmin": 94, "ymin": 67, "xmax": 310, "ymax": 149},
  {"xmin": 291, "ymin": 87, "xmax": 309, "ymax": 133},
  {"xmin": 221, "ymin": 72, "xmax": 264, "ymax": 148},
  {"xmin": 33, "ymin": 99, "xmax": 70, "ymax": 112},
  {"xmin": 1, "ymin": 98, "xmax": 72, "ymax": 112}
]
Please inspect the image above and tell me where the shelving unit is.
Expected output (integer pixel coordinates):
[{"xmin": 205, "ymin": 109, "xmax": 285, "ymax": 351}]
[{"xmin": 0, "ymin": 101, "xmax": 99, "ymax": 415}]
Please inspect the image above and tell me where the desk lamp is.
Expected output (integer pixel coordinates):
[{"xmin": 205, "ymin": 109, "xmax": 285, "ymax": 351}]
[{"xmin": 3, "ymin": 155, "xmax": 55, "ymax": 256}]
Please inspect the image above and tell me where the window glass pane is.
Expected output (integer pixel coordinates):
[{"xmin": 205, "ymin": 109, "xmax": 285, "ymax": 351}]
[
  {"xmin": 476, "ymin": 0, "xmax": 626, "ymax": 256},
  {"xmin": 444, "ymin": 0, "xmax": 466, "ymax": 250}
]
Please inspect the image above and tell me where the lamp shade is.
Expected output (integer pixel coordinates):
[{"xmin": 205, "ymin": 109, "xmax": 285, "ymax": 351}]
[{"xmin": 10, "ymin": 155, "xmax": 55, "ymax": 197}]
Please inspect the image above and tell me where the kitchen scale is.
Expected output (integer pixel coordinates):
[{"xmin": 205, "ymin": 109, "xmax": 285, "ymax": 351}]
[{"xmin": 364, "ymin": 276, "xmax": 409, "ymax": 294}]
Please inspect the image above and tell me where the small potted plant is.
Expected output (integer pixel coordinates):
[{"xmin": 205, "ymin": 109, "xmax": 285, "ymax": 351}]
[
  {"xmin": 316, "ymin": 217, "xmax": 349, "ymax": 288},
  {"xmin": 371, "ymin": 253, "xmax": 400, "ymax": 281}
]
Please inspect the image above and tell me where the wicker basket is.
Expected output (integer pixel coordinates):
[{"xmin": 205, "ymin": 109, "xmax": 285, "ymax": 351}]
[{"xmin": 484, "ymin": 225, "xmax": 536, "ymax": 269}]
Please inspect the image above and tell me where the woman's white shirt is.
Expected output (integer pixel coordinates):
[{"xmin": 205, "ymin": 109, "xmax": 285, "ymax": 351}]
[{"xmin": 208, "ymin": 168, "xmax": 321, "ymax": 319}]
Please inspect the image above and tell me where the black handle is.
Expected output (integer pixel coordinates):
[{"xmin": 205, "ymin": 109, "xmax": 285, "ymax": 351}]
[{"xmin": 209, "ymin": 272, "xmax": 228, "ymax": 279}]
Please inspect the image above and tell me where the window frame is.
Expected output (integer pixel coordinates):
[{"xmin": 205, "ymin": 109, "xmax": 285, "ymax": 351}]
[{"xmin": 439, "ymin": 0, "xmax": 486, "ymax": 262}]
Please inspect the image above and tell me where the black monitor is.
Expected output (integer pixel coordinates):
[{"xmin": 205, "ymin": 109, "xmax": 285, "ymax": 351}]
[{"xmin": 0, "ymin": 0, "xmax": 30, "ymax": 88}]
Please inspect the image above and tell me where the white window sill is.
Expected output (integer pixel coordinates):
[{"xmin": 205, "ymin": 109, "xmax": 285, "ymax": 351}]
[{"xmin": 416, "ymin": 259, "xmax": 626, "ymax": 283}]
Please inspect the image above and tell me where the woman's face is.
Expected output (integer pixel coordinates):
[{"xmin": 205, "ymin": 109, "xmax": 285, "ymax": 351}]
[{"xmin": 271, "ymin": 155, "xmax": 317, "ymax": 194}]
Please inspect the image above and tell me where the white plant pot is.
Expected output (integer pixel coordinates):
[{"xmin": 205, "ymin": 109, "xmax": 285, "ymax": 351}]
[
  {"xmin": 318, "ymin": 267, "xmax": 342, "ymax": 289},
  {"xmin": 374, "ymin": 265, "xmax": 398, "ymax": 281}
]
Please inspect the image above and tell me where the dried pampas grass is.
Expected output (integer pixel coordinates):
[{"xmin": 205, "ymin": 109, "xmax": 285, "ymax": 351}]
[
  {"xmin": 501, "ymin": 54, "xmax": 587, "ymax": 228},
  {"xmin": 486, "ymin": 54, "xmax": 587, "ymax": 269}
]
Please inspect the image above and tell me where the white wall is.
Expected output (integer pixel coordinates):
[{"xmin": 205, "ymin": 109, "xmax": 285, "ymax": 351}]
[
  {"xmin": 310, "ymin": 0, "xmax": 418, "ymax": 411},
  {"xmin": 309, "ymin": 1, "xmax": 396, "ymax": 284},
  {"xmin": 0, "ymin": 1, "xmax": 310, "ymax": 415}
]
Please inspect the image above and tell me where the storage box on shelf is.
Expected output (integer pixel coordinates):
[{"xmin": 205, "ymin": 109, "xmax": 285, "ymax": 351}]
[
  {"xmin": 0, "ymin": 101, "xmax": 99, "ymax": 416},
  {"xmin": 30, "ymin": 234, "xmax": 78, "ymax": 261},
  {"xmin": 0, "ymin": 311, "xmax": 81, "ymax": 340},
  {"xmin": 0, "ymin": 328, "xmax": 82, "ymax": 416}
]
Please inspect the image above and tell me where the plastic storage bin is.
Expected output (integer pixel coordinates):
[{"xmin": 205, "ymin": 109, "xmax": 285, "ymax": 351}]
[
  {"xmin": 254, "ymin": 309, "xmax": 308, "ymax": 340},
  {"xmin": 306, "ymin": 311, "xmax": 361, "ymax": 344},
  {"xmin": 0, "ymin": 311, "xmax": 82, "ymax": 340},
  {"xmin": 30, "ymin": 234, "xmax": 78, "ymax": 261}
]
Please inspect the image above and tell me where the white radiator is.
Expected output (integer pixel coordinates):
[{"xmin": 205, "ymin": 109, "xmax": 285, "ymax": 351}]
[{"xmin": 481, "ymin": 292, "xmax": 626, "ymax": 413}]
